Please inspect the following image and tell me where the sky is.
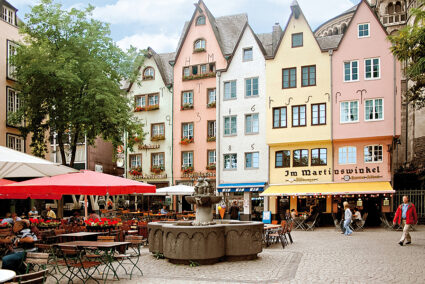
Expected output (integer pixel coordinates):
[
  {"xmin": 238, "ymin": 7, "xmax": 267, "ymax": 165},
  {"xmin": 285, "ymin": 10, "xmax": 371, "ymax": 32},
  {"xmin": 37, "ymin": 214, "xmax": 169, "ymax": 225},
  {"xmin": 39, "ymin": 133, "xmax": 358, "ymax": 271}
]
[{"xmin": 10, "ymin": 0, "xmax": 361, "ymax": 53}]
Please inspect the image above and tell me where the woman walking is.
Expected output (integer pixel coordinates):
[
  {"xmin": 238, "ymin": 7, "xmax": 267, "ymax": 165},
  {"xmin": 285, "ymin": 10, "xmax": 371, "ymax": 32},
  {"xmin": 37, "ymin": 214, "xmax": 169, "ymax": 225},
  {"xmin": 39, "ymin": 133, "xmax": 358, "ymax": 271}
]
[{"xmin": 343, "ymin": 202, "xmax": 353, "ymax": 236}]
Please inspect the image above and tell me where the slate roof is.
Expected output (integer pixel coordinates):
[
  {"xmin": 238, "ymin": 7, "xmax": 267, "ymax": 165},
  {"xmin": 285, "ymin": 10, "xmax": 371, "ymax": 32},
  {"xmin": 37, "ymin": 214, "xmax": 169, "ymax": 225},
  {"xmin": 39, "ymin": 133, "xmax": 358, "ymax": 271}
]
[
  {"xmin": 256, "ymin": 33, "xmax": 273, "ymax": 57},
  {"xmin": 315, "ymin": 34, "xmax": 344, "ymax": 51},
  {"xmin": 155, "ymin": 52, "xmax": 175, "ymax": 86}
]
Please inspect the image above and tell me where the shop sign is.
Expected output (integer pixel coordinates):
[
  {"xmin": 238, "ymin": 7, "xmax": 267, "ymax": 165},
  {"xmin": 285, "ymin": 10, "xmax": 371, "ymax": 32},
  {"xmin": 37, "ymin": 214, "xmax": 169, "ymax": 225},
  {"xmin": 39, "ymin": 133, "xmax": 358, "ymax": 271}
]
[
  {"xmin": 220, "ymin": 187, "xmax": 262, "ymax": 193},
  {"xmin": 337, "ymin": 166, "xmax": 383, "ymax": 181},
  {"xmin": 138, "ymin": 144, "xmax": 160, "ymax": 150},
  {"xmin": 132, "ymin": 173, "xmax": 167, "ymax": 180},
  {"xmin": 284, "ymin": 168, "xmax": 332, "ymax": 177},
  {"xmin": 182, "ymin": 172, "xmax": 216, "ymax": 178}
]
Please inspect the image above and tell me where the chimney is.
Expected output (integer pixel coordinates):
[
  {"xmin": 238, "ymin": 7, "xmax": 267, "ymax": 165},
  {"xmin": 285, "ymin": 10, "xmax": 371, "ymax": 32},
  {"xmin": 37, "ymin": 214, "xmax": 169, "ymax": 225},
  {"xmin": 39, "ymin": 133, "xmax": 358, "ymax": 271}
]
[
  {"xmin": 290, "ymin": 0, "xmax": 301, "ymax": 19},
  {"xmin": 272, "ymin": 22, "xmax": 282, "ymax": 54}
]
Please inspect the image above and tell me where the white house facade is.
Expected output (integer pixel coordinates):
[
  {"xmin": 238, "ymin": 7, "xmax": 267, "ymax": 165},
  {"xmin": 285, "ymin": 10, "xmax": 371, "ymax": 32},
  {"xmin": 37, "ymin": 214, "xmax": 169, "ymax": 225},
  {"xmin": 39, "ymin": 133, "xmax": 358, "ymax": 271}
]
[
  {"xmin": 127, "ymin": 48, "xmax": 175, "ymax": 189},
  {"xmin": 217, "ymin": 25, "xmax": 269, "ymax": 220}
]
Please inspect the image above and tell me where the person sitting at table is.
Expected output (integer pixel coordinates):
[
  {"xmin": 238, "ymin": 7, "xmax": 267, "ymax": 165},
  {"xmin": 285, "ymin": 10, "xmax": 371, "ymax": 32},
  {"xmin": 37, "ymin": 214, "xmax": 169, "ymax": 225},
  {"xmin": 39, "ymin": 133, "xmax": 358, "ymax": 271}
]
[
  {"xmin": 352, "ymin": 208, "xmax": 362, "ymax": 228},
  {"xmin": 1, "ymin": 220, "xmax": 38, "ymax": 273},
  {"xmin": 290, "ymin": 209, "xmax": 298, "ymax": 219},
  {"xmin": 70, "ymin": 210, "xmax": 83, "ymax": 225},
  {"xmin": 28, "ymin": 207, "xmax": 38, "ymax": 217},
  {"xmin": 46, "ymin": 206, "xmax": 56, "ymax": 219},
  {"xmin": 1, "ymin": 213, "xmax": 21, "ymax": 225},
  {"xmin": 88, "ymin": 210, "xmax": 101, "ymax": 221},
  {"xmin": 284, "ymin": 209, "xmax": 291, "ymax": 221},
  {"xmin": 305, "ymin": 206, "xmax": 318, "ymax": 223},
  {"xmin": 160, "ymin": 205, "xmax": 168, "ymax": 215}
]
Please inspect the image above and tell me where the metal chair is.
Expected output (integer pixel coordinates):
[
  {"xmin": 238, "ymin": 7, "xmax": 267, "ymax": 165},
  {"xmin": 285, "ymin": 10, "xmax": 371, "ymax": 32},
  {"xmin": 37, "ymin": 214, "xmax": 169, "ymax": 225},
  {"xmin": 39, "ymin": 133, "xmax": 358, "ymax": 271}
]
[
  {"xmin": 59, "ymin": 246, "xmax": 101, "ymax": 284},
  {"xmin": 7, "ymin": 269, "xmax": 48, "ymax": 284},
  {"xmin": 305, "ymin": 213, "xmax": 319, "ymax": 231}
]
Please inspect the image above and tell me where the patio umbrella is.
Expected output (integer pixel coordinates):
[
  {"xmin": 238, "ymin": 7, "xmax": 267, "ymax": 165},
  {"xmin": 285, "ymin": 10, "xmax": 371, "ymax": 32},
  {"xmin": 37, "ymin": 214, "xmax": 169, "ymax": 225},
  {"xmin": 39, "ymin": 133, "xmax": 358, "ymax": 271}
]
[
  {"xmin": 150, "ymin": 185, "xmax": 194, "ymax": 196},
  {"xmin": 0, "ymin": 145, "xmax": 77, "ymax": 179}
]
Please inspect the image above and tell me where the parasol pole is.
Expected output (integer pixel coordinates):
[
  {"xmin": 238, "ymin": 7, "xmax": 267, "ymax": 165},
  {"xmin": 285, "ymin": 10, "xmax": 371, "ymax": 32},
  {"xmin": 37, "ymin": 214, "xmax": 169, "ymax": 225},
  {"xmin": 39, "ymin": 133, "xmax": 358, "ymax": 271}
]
[{"xmin": 84, "ymin": 195, "xmax": 88, "ymax": 219}]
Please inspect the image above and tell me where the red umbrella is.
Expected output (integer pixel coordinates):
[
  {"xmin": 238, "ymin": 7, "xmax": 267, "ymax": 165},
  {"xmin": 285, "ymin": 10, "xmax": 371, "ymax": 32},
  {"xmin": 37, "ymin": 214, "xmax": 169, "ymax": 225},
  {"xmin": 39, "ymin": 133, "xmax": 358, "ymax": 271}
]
[
  {"xmin": 0, "ymin": 170, "xmax": 156, "ymax": 196},
  {"xmin": 0, "ymin": 179, "xmax": 15, "ymax": 186},
  {"xmin": 0, "ymin": 179, "xmax": 62, "ymax": 199}
]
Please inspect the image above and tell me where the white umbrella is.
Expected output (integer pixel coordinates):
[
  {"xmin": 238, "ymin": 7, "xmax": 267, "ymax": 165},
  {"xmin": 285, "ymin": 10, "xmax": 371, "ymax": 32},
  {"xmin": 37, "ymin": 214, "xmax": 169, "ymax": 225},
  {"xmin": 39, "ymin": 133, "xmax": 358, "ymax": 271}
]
[
  {"xmin": 0, "ymin": 145, "xmax": 78, "ymax": 179},
  {"xmin": 146, "ymin": 185, "xmax": 194, "ymax": 196}
]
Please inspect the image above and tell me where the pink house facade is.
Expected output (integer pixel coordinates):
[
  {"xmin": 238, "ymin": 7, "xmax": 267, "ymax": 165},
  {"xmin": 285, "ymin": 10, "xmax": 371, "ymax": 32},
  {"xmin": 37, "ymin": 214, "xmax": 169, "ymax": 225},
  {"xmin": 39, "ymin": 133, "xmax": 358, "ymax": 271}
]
[
  {"xmin": 332, "ymin": 0, "xmax": 401, "ymax": 184},
  {"xmin": 172, "ymin": 0, "xmax": 246, "ymax": 187}
]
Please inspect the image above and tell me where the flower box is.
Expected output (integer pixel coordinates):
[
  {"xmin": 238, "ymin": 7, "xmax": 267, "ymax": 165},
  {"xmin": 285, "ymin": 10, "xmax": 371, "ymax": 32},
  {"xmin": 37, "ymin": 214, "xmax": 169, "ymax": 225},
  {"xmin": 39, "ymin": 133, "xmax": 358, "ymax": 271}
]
[
  {"xmin": 207, "ymin": 136, "xmax": 216, "ymax": 142},
  {"xmin": 134, "ymin": 106, "xmax": 146, "ymax": 112},
  {"xmin": 183, "ymin": 72, "xmax": 216, "ymax": 81},
  {"xmin": 182, "ymin": 166, "xmax": 194, "ymax": 174},
  {"xmin": 151, "ymin": 134, "xmax": 165, "ymax": 141},
  {"xmin": 151, "ymin": 165, "xmax": 165, "ymax": 174},
  {"xmin": 193, "ymin": 48, "xmax": 206, "ymax": 53},
  {"xmin": 180, "ymin": 137, "xmax": 194, "ymax": 145},
  {"xmin": 181, "ymin": 104, "xmax": 194, "ymax": 110},
  {"xmin": 143, "ymin": 75, "xmax": 154, "ymax": 80},
  {"xmin": 206, "ymin": 164, "xmax": 216, "ymax": 170},
  {"xmin": 146, "ymin": 104, "xmax": 159, "ymax": 111},
  {"xmin": 207, "ymin": 101, "xmax": 216, "ymax": 108},
  {"xmin": 129, "ymin": 166, "xmax": 143, "ymax": 176}
]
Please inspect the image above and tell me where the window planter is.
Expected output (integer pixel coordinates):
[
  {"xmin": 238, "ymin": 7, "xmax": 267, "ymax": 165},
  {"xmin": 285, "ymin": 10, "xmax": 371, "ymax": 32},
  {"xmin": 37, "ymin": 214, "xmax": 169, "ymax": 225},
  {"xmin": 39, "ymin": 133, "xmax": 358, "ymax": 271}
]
[
  {"xmin": 207, "ymin": 136, "xmax": 216, "ymax": 142},
  {"xmin": 182, "ymin": 166, "xmax": 194, "ymax": 174},
  {"xmin": 206, "ymin": 164, "xmax": 216, "ymax": 170},
  {"xmin": 146, "ymin": 104, "xmax": 159, "ymax": 111},
  {"xmin": 151, "ymin": 165, "xmax": 165, "ymax": 174},
  {"xmin": 180, "ymin": 137, "xmax": 194, "ymax": 145},
  {"xmin": 151, "ymin": 134, "xmax": 165, "ymax": 141},
  {"xmin": 143, "ymin": 75, "xmax": 154, "ymax": 80},
  {"xmin": 207, "ymin": 101, "xmax": 216, "ymax": 108},
  {"xmin": 181, "ymin": 104, "xmax": 194, "ymax": 110},
  {"xmin": 193, "ymin": 48, "xmax": 206, "ymax": 53},
  {"xmin": 129, "ymin": 166, "xmax": 143, "ymax": 176},
  {"xmin": 134, "ymin": 106, "xmax": 146, "ymax": 112},
  {"xmin": 183, "ymin": 72, "xmax": 216, "ymax": 81}
]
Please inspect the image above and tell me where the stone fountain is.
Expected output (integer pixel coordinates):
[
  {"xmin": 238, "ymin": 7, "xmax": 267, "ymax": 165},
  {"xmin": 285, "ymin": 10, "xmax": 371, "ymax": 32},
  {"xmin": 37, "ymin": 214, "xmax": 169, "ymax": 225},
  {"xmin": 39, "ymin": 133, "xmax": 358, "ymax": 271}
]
[{"xmin": 148, "ymin": 178, "xmax": 263, "ymax": 264}]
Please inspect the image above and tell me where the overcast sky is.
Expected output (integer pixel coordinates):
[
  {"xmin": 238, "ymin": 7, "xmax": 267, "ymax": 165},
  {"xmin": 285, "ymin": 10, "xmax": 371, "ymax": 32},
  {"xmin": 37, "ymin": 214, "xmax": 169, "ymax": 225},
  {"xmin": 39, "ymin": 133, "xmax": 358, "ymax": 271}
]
[{"xmin": 10, "ymin": 0, "xmax": 361, "ymax": 53}]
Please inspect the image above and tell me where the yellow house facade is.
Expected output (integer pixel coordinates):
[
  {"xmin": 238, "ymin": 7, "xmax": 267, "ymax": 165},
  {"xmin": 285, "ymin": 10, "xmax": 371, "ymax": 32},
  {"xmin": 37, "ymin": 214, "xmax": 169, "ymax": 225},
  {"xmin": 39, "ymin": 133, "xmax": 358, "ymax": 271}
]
[{"xmin": 265, "ymin": 2, "xmax": 332, "ymax": 214}]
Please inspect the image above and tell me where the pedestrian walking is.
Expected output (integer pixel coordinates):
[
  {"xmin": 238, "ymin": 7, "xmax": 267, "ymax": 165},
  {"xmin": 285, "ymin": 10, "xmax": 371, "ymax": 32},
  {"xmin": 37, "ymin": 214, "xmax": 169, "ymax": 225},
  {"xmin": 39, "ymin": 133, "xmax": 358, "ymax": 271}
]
[
  {"xmin": 229, "ymin": 201, "xmax": 239, "ymax": 220},
  {"xmin": 343, "ymin": 201, "xmax": 353, "ymax": 236},
  {"xmin": 393, "ymin": 195, "xmax": 418, "ymax": 246}
]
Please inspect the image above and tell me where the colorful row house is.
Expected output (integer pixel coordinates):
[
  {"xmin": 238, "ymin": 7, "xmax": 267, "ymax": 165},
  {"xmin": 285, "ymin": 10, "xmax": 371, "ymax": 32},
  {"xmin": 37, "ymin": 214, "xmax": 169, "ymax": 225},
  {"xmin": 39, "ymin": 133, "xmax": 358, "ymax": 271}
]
[{"xmin": 261, "ymin": 0, "xmax": 400, "ymax": 224}]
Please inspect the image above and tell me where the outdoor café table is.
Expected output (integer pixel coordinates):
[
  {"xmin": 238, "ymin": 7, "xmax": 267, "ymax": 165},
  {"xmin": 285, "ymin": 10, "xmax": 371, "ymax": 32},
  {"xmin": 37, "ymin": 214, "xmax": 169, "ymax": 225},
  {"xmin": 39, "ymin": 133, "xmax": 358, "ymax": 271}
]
[
  {"xmin": 57, "ymin": 241, "xmax": 131, "ymax": 281},
  {"xmin": 0, "ymin": 269, "xmax": 16, "ymax": 283},
  {"xmin": 57, "ymin": 231, "xmax": 106, "ymax": 242},
  {"xmin": 294, "ymin": 217, "xmax": 307, "ymax": 231},
  {"xmin": 263, "ymin": 224, "xmax": 281, "ymax": 247}
]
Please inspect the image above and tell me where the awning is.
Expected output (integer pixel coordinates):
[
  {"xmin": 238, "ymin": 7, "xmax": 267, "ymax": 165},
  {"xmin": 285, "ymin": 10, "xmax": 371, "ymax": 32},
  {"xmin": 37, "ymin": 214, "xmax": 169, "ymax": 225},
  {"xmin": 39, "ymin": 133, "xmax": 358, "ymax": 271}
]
[
  {"xmin": 260, "ymin": 182, "xmax": 394, "ymax": 196},
  {"xmin": 217, "ymin": 182, "xmax": 266, "ymax": 193}
]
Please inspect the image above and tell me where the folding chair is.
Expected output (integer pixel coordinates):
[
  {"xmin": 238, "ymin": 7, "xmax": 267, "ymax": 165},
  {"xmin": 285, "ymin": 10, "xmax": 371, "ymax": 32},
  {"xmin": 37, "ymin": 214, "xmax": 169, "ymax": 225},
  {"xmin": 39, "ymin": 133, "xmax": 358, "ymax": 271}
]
[
  {"xmin": 7, "ymin": 269, "xmax": 48, "ymax": 284},
  {"xmin": 305, "ymin": 214, "xmax": 319, "ymax": 231},
  {"xmin": 354, "ymin": 213, "xmax": 368, "ymax": 231},
  {"xmin": 59, "ymin": 246, "xmax": 101, "ymax": 284}
]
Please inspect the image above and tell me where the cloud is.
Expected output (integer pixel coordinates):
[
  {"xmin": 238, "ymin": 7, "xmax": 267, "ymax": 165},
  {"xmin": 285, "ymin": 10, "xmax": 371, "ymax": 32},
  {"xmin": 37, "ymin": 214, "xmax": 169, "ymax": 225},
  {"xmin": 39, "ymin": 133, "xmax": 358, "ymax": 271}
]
[{"xmin": 117, "ymin": 32, "xmax": 180, "ymax": 53}]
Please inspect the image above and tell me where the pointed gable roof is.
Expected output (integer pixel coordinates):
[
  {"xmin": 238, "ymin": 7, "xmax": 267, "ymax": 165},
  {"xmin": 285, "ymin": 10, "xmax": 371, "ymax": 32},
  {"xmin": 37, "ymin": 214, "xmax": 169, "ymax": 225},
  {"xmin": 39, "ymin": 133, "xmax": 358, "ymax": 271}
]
[
  {"xmin": 174, "ymin": 0, "xmax": 247, "ymax": 62},
  {"xmin": 331, "ymin": 0, "xmax": 389, "ymax": 51}
]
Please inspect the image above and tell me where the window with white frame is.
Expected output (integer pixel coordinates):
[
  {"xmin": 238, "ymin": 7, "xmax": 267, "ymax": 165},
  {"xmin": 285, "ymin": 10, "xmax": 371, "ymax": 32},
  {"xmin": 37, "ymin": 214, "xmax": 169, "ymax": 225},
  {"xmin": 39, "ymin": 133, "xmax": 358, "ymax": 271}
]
[
  {"xmin": 365, "ymin": 98, "xmax": 383, "ymax": 121},
  {"xmin": 245, "ymin": 152, "xmax": 259, "ymax": 169},
  {"xmin": 152, "ymin": 153, "xmax": 164, "ymax": 167},
  {"xmin": 182, "ymin": 151, "xmax": 193, "ymax": 168},
  {"xmin": 207, "ymin": 120, "xmax": 216, "ymax": 138},
  {"xmin": 148, "ymin": 94, "xmax": 159, "ymax": 106},
  {"xmin": 364, "ymin": 145, "xmax": 383, "ymax": 163},
  {"xmin": 143, "ymin": 67, "xmax": 154, "ymax": 79},
  {"xmin": 245, "ymin": 77, "xmax": 258, "ymax": 97},
  {"xmin": 7, "ymin": 41, "xmax": 17, "ymax": 79},
  {"xmin": 194, "ymin": 39, "xmax": 206, "ymax": 50},
  {"xmin": 151, "ymin": 123, "xmax": 164, "ymax": 137},
  {"xmin": 338, "ymin": 146, "xmax": 357, "ymax": 165},
  {"xmin": 182, "ymin": 123, "xmax": 194, "ymax": 139},
  {"xmin": 207, "ymin": 150, "xmax": 216, "ymax": 165},
  {"xmin": 224, "ymin": 81, "xmax": 236, "ymax": 100},
  {"xmin": 130, "ymin": 154, "xmax": 141, "ymax": 168},
  {"xmin": 196, "ymin": 15, "xmax": 205, "ymax": 25},
  {"xmin": 224, "ymin": 116, "xmax": 237, "ymax": 136},
  {"xmin": 2, "ymin": 6, "xmax": 15, "ymax": 25},
  {"xmin": 344, "ymin": 60, "xmax": 359, "ymax": 82},
  {"xmin": 6, "ymin": 88, "xmax": 19, "ymax": 123},
  {"xmin": 224, "ymin": 154, "xmax": 237, "ymax": 170},
  {"xmin": 245, "ymin": 113, "xmax": 259, "ymax": 134},
  {"xmin": 135, "ymin": 95, "xmax": 146, "ymax": 108},
  {"xmin": 183, "ymin": 67, "xmax": 190, "ymax": 77},
  {"xmin": 358, "ymin": 23, "xmax": 370, "ymax": 38},
  {"xmin": 365, "ymin": 58, "xmax": 380, "ymax": 79},
  {"xmin": 200, "ymin": 64, "xmax": 207, "ymax": 74},
  {"xmin": 207, "ymin": 89, "xmax": 216, "ymax": 105},
  {"xmin": 6, "ymin": 134, "xmax": 23, "ymax": 152},
  {"xmin": 340, "ymin": 101, "xmax": 359, "ymax": 123},
  {"xmin": 182, "ymin": 91, "xmax": 193, "ymax": 105},
  {"xmin": 243, "ymin": 47, "xmax": 253, "ymax": 61}
]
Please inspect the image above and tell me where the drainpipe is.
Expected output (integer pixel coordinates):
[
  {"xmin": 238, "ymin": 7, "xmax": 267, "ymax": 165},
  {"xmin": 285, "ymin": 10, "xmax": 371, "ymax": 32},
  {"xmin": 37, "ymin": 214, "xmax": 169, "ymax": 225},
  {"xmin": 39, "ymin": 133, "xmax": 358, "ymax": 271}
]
[
  {"xmin": 329, "ymin": 49, "xmax": 334, "ymax": 182},
  {"xmin": 216, "ymin": 71, "xmax": 221, "ymax": 192}
]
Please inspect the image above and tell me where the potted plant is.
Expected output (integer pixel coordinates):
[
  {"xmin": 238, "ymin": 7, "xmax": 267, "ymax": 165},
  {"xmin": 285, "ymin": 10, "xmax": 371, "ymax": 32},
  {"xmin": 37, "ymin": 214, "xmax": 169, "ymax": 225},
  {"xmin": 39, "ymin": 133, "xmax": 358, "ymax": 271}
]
[
  {"xmin": 182, "ymin": 166, "xmax": 194, "ymax": 174},
  {"xmin": 180, "ymin": 137, "xmax": 194, "ymax": 145},
  {"xmin": 143, "ymin": 75, "xmax": 154, "ymax": 80},
  {"xmin": 151, "ymin": 165, "xmax": 165, "ymax": 174},
  {"xmin": 146, "ymin": 104, "xmax": 159, "ymax": 111},
  {"xmin": 134, "ymin": 106, "xmax": 146, "ymax": 112},
  {"xmin": 207, "ymin": 136, "xmax": 216, "ymax": 142},
  {"xmin": 151, "ymin": 134, "xmax": 165, "ymax": 141},
  {"xmin": 129, "ymin": 166, "xmax": 143, "ymax": 176},
  {"xmin": 193, "ymin": 47, "xmax": 206, "ymax": 53},
  {"xmin": 207, "ymin": 101, "xmax": 216, "ymax": 108},
  {"xmin": 206, "ymin": 163, "xmax": 216, "ymax": 170},
  {"xmin": 181, "ymin": 103, "xmax": 194, "ymax": 110}
]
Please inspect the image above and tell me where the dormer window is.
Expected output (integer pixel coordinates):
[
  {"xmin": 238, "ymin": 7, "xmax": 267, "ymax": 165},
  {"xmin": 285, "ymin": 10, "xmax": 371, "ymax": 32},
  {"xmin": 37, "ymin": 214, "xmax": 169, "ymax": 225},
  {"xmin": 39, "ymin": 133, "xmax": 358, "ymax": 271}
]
[
  {"xmin": 143, "ymin": 67, "xmax": 154, "ymax": 80},
  {"xmin": 2, "ymin": 6, "xmax": 15, "ymax": 25},
  {"xmin": 194, "ymin": 39, "xmax": 206, "ymax": 53},
  {"xmin": 196, "ymin": 15, "xmax": 205, "ymax": 25}
]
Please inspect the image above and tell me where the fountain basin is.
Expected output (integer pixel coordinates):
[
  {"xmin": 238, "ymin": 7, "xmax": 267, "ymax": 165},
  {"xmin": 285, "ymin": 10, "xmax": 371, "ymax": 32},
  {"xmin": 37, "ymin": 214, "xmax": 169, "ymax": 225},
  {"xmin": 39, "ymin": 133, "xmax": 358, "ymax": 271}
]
[{"xmin": 148, "ymin": 220, "xmax": 263, "ymax": 264}]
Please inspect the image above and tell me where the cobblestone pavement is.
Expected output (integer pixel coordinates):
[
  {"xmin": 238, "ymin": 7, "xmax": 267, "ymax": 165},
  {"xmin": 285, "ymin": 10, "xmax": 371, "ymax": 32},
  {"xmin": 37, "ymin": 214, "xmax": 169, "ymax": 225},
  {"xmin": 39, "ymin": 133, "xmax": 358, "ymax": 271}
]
[{"xmin": 42, "ymin": 226, "xmax": 424, "ymax": 283}]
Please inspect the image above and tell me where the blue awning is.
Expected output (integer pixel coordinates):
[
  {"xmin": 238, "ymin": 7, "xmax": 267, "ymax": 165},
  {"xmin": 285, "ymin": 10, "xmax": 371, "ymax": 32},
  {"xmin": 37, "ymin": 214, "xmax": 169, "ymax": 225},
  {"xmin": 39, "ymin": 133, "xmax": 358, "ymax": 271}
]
[{"xmin": 217, "ymin": 182, "xmax": 266, "ymax": 193}]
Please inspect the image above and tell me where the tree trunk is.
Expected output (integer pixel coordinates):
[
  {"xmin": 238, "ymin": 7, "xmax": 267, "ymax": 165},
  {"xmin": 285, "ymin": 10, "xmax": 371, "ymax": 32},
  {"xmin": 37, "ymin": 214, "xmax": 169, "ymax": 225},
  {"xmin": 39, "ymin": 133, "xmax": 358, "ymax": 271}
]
[
  {"xmin": 69, "ymin": 125, "xmax": 80, "ymax": 168},
  {"xmin": 57, "ymin": 131, "xmax": 67, "ymax": 166}
]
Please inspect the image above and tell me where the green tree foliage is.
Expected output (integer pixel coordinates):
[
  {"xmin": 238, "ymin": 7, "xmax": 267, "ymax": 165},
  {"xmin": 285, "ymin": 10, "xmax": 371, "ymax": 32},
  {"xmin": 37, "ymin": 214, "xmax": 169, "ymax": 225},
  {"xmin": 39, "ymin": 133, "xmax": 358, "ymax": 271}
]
[
  {"xmin": 11, "ymin": 0, "xmax": 144, "ymax": 166},
  {"xmin": 389, "ymin": 0, "xmax": 425, "ymax": 108}
]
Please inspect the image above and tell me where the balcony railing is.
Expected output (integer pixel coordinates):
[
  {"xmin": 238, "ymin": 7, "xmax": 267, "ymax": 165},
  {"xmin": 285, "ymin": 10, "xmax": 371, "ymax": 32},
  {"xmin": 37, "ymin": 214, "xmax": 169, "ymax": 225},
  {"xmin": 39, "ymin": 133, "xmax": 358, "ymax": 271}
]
[{"xmin": 381, "ymin": 13, "xmax": 407, "ymax": 26}]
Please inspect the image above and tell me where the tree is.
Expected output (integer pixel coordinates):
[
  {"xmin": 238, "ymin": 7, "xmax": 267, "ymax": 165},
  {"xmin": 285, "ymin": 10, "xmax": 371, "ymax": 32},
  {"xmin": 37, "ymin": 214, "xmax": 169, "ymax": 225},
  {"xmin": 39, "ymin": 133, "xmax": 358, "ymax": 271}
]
[
  {"xmin": 11, "ymin": 0, "xmax": 144, "ymax": 166},
  {"xmin": 389, "ymin": 0, "xmax": 425, "ymax": 108}
]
